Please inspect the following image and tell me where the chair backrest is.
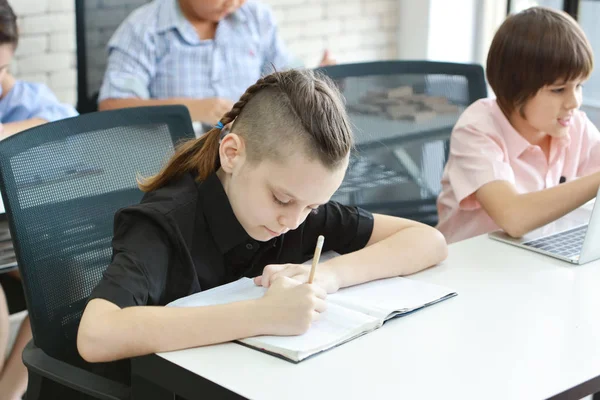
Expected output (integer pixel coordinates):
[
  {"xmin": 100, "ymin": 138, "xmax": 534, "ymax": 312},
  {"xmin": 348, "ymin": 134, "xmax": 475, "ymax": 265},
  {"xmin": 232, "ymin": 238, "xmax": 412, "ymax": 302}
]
[
  {"xmin": 0, "ymin": 106, "xmax": 194, "ymax": 362},
  {"xmin": 75, "ymin": 0, "xmax": 152, "ymax": 114},
  {"xmin": 317, "ymin": 61, "xmax": 487, "ymax": 225}
]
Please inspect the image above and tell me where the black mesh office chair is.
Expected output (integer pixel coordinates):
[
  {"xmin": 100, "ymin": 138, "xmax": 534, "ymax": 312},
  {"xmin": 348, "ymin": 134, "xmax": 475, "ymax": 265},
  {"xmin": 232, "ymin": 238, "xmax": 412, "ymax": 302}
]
[
  {"xmin": 318, "ymin": 61, "xmax": 487, "ymax": 225},
  {"xmin": 0, "ymin": 106, "xmax": 195, "ymax": 399},
  {"xmin": 75, "ymin": 0, "xmax": 152, "ymax": 113}
]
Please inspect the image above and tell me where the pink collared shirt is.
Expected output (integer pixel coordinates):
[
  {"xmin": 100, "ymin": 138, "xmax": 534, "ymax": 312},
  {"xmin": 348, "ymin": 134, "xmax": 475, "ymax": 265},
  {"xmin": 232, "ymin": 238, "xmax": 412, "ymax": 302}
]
[{"xmin": 436, "ymin": 98, "xmax": 600, "ymax": 243}]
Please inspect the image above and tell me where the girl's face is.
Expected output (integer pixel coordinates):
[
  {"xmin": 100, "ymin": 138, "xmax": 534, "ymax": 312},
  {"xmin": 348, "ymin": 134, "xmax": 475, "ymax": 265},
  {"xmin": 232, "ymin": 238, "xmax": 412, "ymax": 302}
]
[
  {"xmin": 218, "ymin": 135, "xmax": 348, "ymax": 242},
  {"xmin": 180, "ymin": 0, "xmax": 246, "ymax": 22},
  {"xmin": 511, "ymin": 78, "xmax": 585, "ymax": 139}
]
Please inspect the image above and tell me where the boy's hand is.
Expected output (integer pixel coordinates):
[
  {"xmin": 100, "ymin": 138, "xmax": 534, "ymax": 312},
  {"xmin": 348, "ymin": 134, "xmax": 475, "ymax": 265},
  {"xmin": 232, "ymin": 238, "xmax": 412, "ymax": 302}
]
[
  {"xmin": 190, "ymin": 98, "xmax": 234, "ymax": 125},
  {"xmin": 257, "ymin": 277, "xmax": 327, "ymax": 336},
  {"xmin": 318, "ymin": 50, "xmax": 336, "ymax": 67},
  {"xmin": 254, "ymin": 263, "xmax": 341, "ymax": 293}
]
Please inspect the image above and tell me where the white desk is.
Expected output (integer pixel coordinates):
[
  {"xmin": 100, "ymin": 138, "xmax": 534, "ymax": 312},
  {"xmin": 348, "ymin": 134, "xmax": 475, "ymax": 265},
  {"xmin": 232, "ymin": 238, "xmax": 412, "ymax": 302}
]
[{"xmin": 132, "ymin": 235, "xmax": 600, "ymax": 400}]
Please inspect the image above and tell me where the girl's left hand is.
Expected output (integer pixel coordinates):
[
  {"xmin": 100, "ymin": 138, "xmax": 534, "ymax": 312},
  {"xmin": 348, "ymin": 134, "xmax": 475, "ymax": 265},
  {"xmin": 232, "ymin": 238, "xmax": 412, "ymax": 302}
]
[{"xmin": 254, "ymin": 263, "xmax": 341, "ymax": 294}]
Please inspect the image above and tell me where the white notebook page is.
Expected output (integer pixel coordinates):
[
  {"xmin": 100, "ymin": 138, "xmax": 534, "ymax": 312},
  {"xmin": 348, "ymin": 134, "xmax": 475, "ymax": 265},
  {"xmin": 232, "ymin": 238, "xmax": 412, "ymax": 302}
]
[
  {"xmin": 243, "ymin": 302, "xmax": 379, "ymax": 354},
  {"xmin": 329, "ymin": 277, "xmax": 456, "ymax": 319}
]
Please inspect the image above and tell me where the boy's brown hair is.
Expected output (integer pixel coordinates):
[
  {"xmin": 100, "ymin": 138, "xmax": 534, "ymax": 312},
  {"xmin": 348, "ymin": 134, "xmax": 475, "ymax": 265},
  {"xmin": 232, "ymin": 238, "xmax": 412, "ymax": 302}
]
[{"xmin": 487, "ymin": 7, "xmax": 593, "ymax": 117}]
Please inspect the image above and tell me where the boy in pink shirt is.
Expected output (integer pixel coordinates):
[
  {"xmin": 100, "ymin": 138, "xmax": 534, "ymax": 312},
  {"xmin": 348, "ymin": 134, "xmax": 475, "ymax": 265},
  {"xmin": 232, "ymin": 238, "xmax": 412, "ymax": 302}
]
[{"xmin": 437, "ymin": 7, "xmax": 600, "ymax": 244}]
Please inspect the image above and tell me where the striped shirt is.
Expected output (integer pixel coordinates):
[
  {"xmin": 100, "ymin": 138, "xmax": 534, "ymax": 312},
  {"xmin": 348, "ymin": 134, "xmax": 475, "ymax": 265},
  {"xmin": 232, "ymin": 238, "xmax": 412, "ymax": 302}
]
[
  {"xmin": 98, "ymin": 0, "xmax": 293, "ymax": 104},
  {"xmin": 0, "ymin": 80, "xmax": 77, "ymax": 123}
]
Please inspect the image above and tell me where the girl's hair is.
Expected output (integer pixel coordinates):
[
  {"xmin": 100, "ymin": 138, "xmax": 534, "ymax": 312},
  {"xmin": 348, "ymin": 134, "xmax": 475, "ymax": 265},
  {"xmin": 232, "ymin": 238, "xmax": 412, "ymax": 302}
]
[
  {"xmin": 139, "ymin": 69, "xmax": 353, "ymax": 192},
  {"xmin": 0, "ymin": 0, "xmax": 18, "ymax": 48},
  {"xmin": 487, "ymin": 6, "xmax": 593, "ymax": 117}
]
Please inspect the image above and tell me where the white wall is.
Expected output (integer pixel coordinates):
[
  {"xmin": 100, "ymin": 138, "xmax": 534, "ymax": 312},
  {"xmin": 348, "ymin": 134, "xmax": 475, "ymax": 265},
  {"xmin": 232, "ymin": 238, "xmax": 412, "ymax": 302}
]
[
  {"xmin": 263, "ymin": 0, "xmax": 399, "ymax": 66},
  {"xmin": 11, "ymin": 0, "xmax": 77, "ymax": 105},
  {"xmin": 10, "ymin": 0, "xmax": 400, "ymax": 107},
  {"xmin": 396, "ymin": 0, "xmax": 430, "ymax": 60},
  {"xmin": 578, "ymin": 0, "xmax": 600, "ymax": 107},
  {"xmin": 397, "ymin": 0, "xmax": 507, "ymax": 68},
  {"xmin": 427, "ymin": 0, "xmax": 477, "ymax": 63}
]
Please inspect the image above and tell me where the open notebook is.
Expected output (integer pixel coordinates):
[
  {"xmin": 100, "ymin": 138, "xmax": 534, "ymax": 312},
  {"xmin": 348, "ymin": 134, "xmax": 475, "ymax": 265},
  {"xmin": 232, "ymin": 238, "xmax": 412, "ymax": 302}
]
[{"xmin": 168, "ymin": 275, "xmax": 457, "ymax": 363}]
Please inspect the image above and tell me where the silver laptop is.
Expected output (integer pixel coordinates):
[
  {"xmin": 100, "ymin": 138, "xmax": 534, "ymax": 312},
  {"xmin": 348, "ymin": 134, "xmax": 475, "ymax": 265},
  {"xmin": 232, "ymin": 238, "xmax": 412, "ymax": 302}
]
[{"xmin": 488, "ymin": 188, "xmax": 600, "ymax": 265}]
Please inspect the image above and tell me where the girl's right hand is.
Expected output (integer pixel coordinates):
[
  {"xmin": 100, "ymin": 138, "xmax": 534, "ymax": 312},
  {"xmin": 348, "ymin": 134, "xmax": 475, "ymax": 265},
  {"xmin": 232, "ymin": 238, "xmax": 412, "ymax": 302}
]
[{"xmin": 257, "ymin": 277, "xmax": 327, "ymax": 336}]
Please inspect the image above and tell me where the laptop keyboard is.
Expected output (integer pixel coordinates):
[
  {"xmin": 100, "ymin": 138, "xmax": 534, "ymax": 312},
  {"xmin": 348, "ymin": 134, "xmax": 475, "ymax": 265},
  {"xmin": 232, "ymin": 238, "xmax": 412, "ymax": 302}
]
[{"xmin": 523, "ymin": 225, "xmax": 588, "ymax": 258}]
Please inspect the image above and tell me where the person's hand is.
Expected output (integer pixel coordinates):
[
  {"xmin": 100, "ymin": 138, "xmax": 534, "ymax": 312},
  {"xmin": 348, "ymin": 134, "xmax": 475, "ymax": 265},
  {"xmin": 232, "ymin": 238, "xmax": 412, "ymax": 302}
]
[
  {"xmin": 318, "ymin": 50, "xmax": 336, "ymax": 67},
  {"xmin": 254, "ymin": 263, "xmax": 341, "ymax": 293},
  {"xmin": 257, "ymin": 276, "xmax": 327, "ymax": 336},
  {"xmin": 189, "ymin": 98, "xmax": 234, "ymax": 125}
]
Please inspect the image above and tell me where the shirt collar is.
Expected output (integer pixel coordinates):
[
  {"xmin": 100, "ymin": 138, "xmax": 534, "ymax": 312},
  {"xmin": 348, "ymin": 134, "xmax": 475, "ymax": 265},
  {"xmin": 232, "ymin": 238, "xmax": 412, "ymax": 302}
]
[
  {"xmin": 156, "ymin": 0, "xmax": 180, "ymax": 33},
  {"xmin": 492, "ymin": 99, "xmax": 571, "ymax": 159},
  {"xmin": 549, "ymin": 134, "xmax": 571, "ymax": 165},
  {"xmin": 492, "ymin": 100, "xmax": 531, "ymax": 159},
  {"xmin": 229, "ymin": 7, "xmax": 247, "ymax": 23},
  {"xmin": 197, "ymin": 172, "xmax": 252, "ymax": 254},
  {"xmin": 156, "ymin": 0, "xmax": 198, "ymax": 44},
  {"xmin": 157, "ymin": 0, "xmax": 247, "ymax": 44}
]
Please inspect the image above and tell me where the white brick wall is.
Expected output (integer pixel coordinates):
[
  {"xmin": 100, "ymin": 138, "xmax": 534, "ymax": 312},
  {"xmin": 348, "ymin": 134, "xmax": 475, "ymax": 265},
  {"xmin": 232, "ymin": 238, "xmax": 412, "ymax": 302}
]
[
  {"xmin": 263, "ymin": 0, "xmax": 398, "ymax": 66},
  {"xmin": 12, "ymin": 0, "xmax": 76, "ymax": 105},
  {"xmin": 13, "ymin": 0, "xmax": 398, "ymax": 108}
]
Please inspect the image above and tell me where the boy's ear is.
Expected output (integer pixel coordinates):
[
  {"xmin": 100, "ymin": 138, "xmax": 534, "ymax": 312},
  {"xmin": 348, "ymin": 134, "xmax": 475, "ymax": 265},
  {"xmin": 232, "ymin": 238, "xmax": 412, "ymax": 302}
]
[{"xmin": 218, "ymin": 133, "xmax": 246, "ymax": 173}]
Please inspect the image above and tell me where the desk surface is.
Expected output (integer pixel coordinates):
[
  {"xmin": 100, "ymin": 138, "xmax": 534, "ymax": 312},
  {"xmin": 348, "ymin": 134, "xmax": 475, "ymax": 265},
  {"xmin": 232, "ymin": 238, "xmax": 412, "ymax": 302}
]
[{"xmin": 155, "ymin": 235, "xmax": 600, "ymax": 400}]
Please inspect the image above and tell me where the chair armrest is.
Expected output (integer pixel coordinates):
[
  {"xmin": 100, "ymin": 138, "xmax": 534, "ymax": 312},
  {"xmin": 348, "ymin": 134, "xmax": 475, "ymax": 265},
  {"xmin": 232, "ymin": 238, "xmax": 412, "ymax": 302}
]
[
  {"xmin": 0, "ymin": 264, "xmax": 18, "ymax": 274},
  {"xmin": 22, "ymin": 340, "xmax": 130, "ymax": 400}
]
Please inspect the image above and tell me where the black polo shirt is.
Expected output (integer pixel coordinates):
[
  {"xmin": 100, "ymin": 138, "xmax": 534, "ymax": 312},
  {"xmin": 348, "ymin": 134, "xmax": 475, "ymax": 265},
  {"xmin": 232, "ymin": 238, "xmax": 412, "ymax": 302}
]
[{"xmin": 90, "ymin": 171, "xmax": 374, "ymax": 309}]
